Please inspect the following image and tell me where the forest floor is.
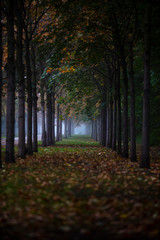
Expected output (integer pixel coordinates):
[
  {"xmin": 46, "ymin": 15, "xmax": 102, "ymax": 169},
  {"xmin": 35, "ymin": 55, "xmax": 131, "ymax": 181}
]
[{"xmin": 0, "ymin": 135, "xmax": 160, "ymax": 240}]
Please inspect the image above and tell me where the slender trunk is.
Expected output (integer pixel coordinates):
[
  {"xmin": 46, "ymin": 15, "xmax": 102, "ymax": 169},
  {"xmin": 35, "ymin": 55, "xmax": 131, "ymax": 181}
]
[
  {"xmin": 5, "ymin": 0, "xmax": 15, "ymax": 163},
  {"xmin": 117, "ymin": 60, "xmax": 122, "ymax": 154},
  {"xmin": 16, "ymin": 0, "xmax": 25, "ymax": 158},
  {"xmin": 98, "ymin": 116, "xmax": 101, "ymax": 142},
  {"xmin": 95, "ymin": 119, "xmax": 98, "ymax": 141},
  {"xmin": 40, "ymin": 78, "xmax": 46, "ymax": 147},
  {"xmin": 109, "ymin": 77, "xmax": 113, "ymax": 148},
  {"xmin": 46, "ymin": 89, "xmax": 52, "ymax": 146},
  {"xmin": 106, "ymin": 78, "xmax": 110, "ymax": 147},
  {"xmin": 93, "ymin": 120, "xmax": 95, "ymax": 139},
  {"xmin": 112, "ymin": 69, "xmax": 117, "ymax": 151},
  {"xmin": 41, "ymin": 98, "xmax": 46, "ymax": 147},
  {"xmin": 101, "ymin": 107, "xmax": 106, "ymax": 146},
  {"xmin": 91, "ymin": 119, "xmax": 93, "ymax": 138},
  {"xmin": 52, "ymin": 88, "xmax": 55, "ymax": 144},
  {"xmin": 64, "ymin": 116, "xmax": 68, "ymax": 138},
  {"xmin": 68, "ymin": 117, "xmax": 72, "ymax": 137},
  {"xmin": 31, "ymin": 46, "xmax": 38, "ymax": 152},
  {"xmin": 59, "ymin": 108, "xmax": 62, "ymax": 141},
  {"xmin": 56, "ymin": 103, "xmax": 60, "ymax": 141},
  {"xmin": 129, "ymin": 43, "xmax": 137, "ymax": 162},
  {"xmin": 121, "ymin": 58, "xmax": 128, "ymax": 158},
  {"xmin": 140, "ymin": 3, "xmax": 152, "ymax": 168},
  {"xmin": 71, "ymin": 119, "xmax": 74, "ymax": 135},
  {"xmin": 101, "ymin": 84, "xmax": 107, "ymax": 146},
  {"xmin": 0, "ymin": 0, "xmax": 2, "ymax": 167},
  {"xmin": 25, "ymin": 36, "xmax": 33, "ymax": 155}
]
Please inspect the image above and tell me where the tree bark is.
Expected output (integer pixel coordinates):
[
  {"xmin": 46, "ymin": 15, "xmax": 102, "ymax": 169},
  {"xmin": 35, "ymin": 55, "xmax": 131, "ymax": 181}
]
[
  {"xmin": 109, "ymin": 77, "xmax": 113, "ymax": 148},
  {"xmin": 140, "ymin": 2, "xmax": 152, "ymax": 168},
  {"xmin": 25, "ymin": 35, "xmax": 33, "ymax": 155},
  {"xmin": 106, "ymin": 76, "xmax": 110, "ymax": 148},
  {"xmin": 52, "ymin": 88, "xmax": 55, "ymax": 145},
  {"xmin": 121, "ymin": 57, "xmax": 128, "ymax": 158},
  {"xmin": 16, "ymin": 0, "xmax": 25, "ymax": 158},
  {"xmin": 68, "ymin": 117, "xmax": 71, "ymax": 137},
  {"xmin": 117, "ymin": 59, "xmax": 122, "ymax": 154},
  {"xmin": 91, "ymin": 119, "xmax": 93, "ymax": 138},
  {"xmin": 5, "ymin": 0, "xmax": 15, "ymax": 163},
  {"xmin": 0, "ymin": 0, "xmax": 3, "ymax": 167},
  {"xmin": 101, "ymin": 83, "xmax": 107, "ymax": 146},
  {"xmin": 59, "ymin": 108, "xmax": 62, "ymax": 141},
  {"xmin": 40, "ymin": 78, "xmax": 46, "ymax": 147},
  {"xmin": 112, "ymin": 67, "xmax": 117, "ymax": 151},
  {"xmin": 46, "ymin": 88, "xmax": 52, "ymax": 146},
  {"xmin": 129, "ymin": 43, "xmax": 137, "ymax": 162},
  {"xmin": 71, "ymin": 119, "xmax": 74, "ymax": 135},
  {"xmin": 56, "ymin": 103, "xmax": 60, "ymax": 141},
  {"xmin": 97, "ymin": 116, "xmax": 101, "ymax": 142},
  {"xmin": 64, "ymin": 116, "xmax": 68, "ymax": 138},
  {"xmin": 31, "ymin": 45, "xmax": 38, "ymax": 152}
]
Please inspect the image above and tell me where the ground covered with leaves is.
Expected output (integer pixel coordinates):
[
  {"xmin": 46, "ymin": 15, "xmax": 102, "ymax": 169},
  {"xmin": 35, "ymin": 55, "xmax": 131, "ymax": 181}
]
[{"xmin": 0, "ymin": 136, "xmax": 160, "ymax": 240}]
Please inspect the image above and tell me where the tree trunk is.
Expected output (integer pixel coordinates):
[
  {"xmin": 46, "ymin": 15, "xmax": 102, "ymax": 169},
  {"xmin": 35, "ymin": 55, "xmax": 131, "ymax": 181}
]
[
  {"xmin": 117, "ymin": 59, "xmax": 122, "ymax": 154},
  {"xmin": 52, "ymin": 88, "xmax": 55, "ymax": 145},
  {"xmin": 71, "ymin": 119, "xmax": 74, "ymax": 135},
  {"xmin": 40, "ymin": 78, "xmax": 46, "ymax": 147},
  {"xmin": 101, "ymin": 84, "xmax": 107, "ymax": 146},
  {"xmin": 41, "ymin": 98, "xmax": 46, "ymax": 147},
  {"xmin": 68, "ymin": 117, "xmax": 71, "ymax": 137},
  {"xmin": 0, "ymin": 0, "xmax": 2, "ymax": 167},
  {"xmin": 109, "ymin": 77, "xmax": 113, "ymax": 148},
  {"xmin": 5, "ymin": 0, "xmax": 15, "ymax": 163},
  {"xmin": 31, "ymin": 45, "xmax": 38, "ymax": 152},
  {"xmin": 97, "ymin": 116, "xmax": 101, "ymax": 142},
  {"xmin": 140, "ymin": 2, "xmax": 152, "ymax": 168},
  {"xmin": 95, "ymin": 119, "xmax": 98, "ymax": 141},
  {"xmin": 91, "ymin": 119, "xmax": 93, "ymax": 138},
  {"xmin": 56, "ymin": 103, "xmax": 60, "ymax": 141},
  {"xmin": 25, "ymin": 36, "xmax": 33, "ymax": 155},
  {"xmin": 112, "ymin": 69, "xmax": 117, "ymax": 151},
  {"xmin": 129, "ymin": 43, "xmax": 137, "ymax": 162},
  {"xmin": 106, "ymin": 78, "xmax": 110, "ymax": 148},
  {"xmin": 64, "ymin": 116, "xmax": 68, "ymax": 138},
  {"xmin": 16, "ymin": 0, "xmax": 25, "ymax": 158},
  {"xmin": 59, "ymin": 108, "xmax": 62, "ymax": 141},
  {"xmin": 93, "ymin": 120, "xmax": 95, "ymax": 139},
  {"xmin": 100, "ymin": 106, "xmax": 106, "ymax": 146},
  {"xmin": 46, "ymin": 89, "xmax": 52, "ymax": 146},
  {"xmin": 121, "ymin": 57, "xmax": 128, "ymax": 158}
]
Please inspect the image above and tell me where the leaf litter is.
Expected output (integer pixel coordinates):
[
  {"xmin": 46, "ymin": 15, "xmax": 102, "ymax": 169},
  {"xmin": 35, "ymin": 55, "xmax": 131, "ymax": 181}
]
[{"xmin": 0, "ymin": 138, "xmax": 160, "ymax": 239}]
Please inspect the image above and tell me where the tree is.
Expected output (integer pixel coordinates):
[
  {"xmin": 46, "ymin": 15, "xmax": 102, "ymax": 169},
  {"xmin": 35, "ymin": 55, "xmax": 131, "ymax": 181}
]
[
  {"xmin": 31, "ymin": 44, "xmax": 38, "ymax": 152},
  {"xmin": 16, "ymin": 0, "xmax": 26, "ymax": 158},
  {"xmin": 0, "ymin": 0, "xmax": 3, "ymax": 167},
  {"xmin": 140, "ymin": 1, "xmax": 152, "ymax": 168},
  {"xmin": 46, "ymin": 85, "xmax": 53, "ymax": 146},
  {"xmin": 5, "ymin": 0, "xmax": 16, "ymax": 163}
]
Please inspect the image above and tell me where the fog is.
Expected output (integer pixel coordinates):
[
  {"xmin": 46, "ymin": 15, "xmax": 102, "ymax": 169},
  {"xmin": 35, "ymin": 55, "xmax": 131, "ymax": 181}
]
[{"xmin": 1, "ymin": 111, "xmax": 91, "ymax": 139}]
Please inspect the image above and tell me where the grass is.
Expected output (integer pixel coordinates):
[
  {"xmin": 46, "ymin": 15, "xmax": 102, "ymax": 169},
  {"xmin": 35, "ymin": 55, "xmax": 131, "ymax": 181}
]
[{"xmin": 56, "ymin": 135, "xmax": 100, "ymax": 146}]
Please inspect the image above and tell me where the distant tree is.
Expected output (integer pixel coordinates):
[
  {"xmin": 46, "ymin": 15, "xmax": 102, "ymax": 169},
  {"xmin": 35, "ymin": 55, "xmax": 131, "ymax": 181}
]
[
  {"xmin": 40, "ymin": 75, "xmax": 47, "ymax": 147},
  {"xmin": 46, "ymin": 85, "xmax": 52, "ymax": 146},
  {"xmin": 52, "ymin": 86, "xmax": 56, "ymax": 144},
  {"xmin": 64, "ymin": 115, "xmax": 68, "ymax": 138},
  {"xmin": 56, "ymin": 102, "xmax": 60, "ymax": 142}
]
